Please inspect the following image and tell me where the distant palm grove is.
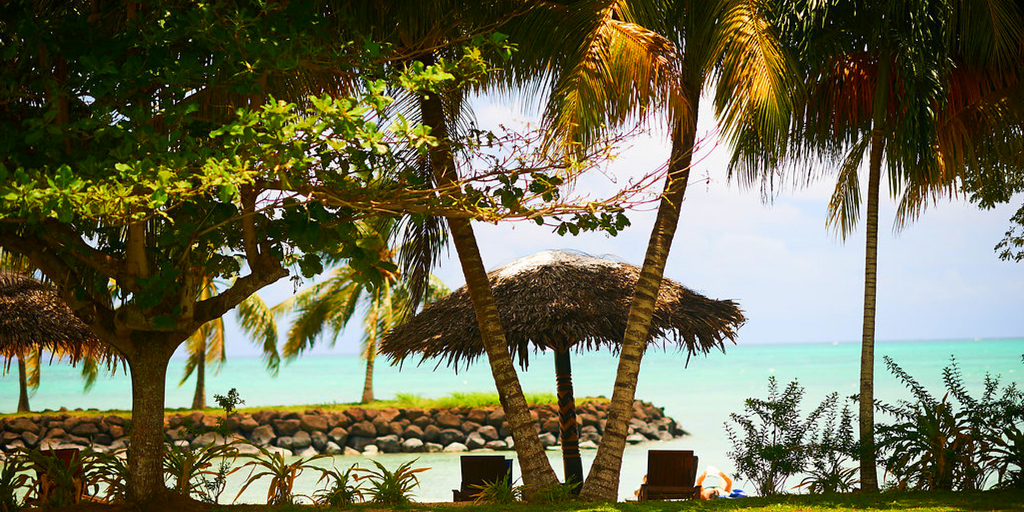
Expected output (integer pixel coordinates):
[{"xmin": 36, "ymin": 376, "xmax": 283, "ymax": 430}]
[{"xmin": 0, "ymin": 0, "xmax": 1021, "ymax": 507}]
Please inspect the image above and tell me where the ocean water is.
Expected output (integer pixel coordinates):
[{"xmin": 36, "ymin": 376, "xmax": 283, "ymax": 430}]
[{"xmin": 1, "ymin": 337, "xmax": 1021, "ymax": 502}]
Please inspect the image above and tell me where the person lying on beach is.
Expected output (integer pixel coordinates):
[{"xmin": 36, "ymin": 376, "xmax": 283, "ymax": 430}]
[{"xmin": 696, "ymin": 465, "xmax": 733, "ymax": 499}]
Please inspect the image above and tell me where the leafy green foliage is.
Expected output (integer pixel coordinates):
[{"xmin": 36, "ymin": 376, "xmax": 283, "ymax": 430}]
[
  {"xmin": 877, "ymin": 356, "xmax": 1024, "ymax": 491},
  {"xmin": 471, "ymin": 474, "xmax": 523, "ymax": 504},
  {"xmin": 214, "ymin": 388, "xmax": 245, "ymax": 416},
  {"xmin": 526, "ymin": 480, "xmax": 579, "ymax": 504},
  {"xmin": 355, "ymin": 459, "xmax": 429, "ymax": 505},
  {"xmin": 310, "ymin": 463, "xmax": 364, "ymax": 507},
  {"xmin": 796, "ymin": 398, "xmax": 860, "ymax": 494},
  {"xmin": 725, "ymin": 377, "xmax": 835, "ymax": 496},
  {"xmin": 234, "ymin": 444, "xmax": 325, "ymax": 505},
  {"xmin": 0, "ymin": 453, "xmax": 30, "ymax": 512},
  {"xmin": 163, "ymin": 441, "xmax": 238, "ymax": 503},
  {"xmin": 90, "ymin": 448, "xmax": 130, "ymax": 503}
]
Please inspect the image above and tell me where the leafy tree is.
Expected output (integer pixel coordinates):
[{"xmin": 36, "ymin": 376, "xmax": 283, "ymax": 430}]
[
  {"xmin": 731, "ymin": 0, "xmax": 1024, "ymax": 490},
  {"xmin": 0, "ymin": 2, "xmax": 635, "ymax": 501}
]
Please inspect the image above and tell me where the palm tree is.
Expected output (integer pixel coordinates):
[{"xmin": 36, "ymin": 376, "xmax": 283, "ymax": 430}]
[
  {"xmin": 730, "ymin": 0, "xmax": 1024, "ymax": 491},
  {"xmin": 271, "ymin": 222, "xmax": 448, "ymax": 404},
  {"xmin": 180, "ymin": 277, "xmax": 279, "ymax": 410},
  {"xmin": 504, "ymin": 1, "xmax": 794, "ymax": 499}
]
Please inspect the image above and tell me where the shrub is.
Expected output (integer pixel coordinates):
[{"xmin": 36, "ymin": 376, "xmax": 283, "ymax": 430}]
[
  {"xmin": 471, "ymin": 473, "xmax": 522, "ymax": 504},
  {"xmin": 0, "ymin": 453, "xmax": 30, "ymax": 512},
  {"xmin": 796, "ymin": 397, "xmax": 859, "ymax": 494},
  {"xmin": 234, "ymin": 443, "xmax": 325, "ymax": 505},
  {"xmin": 877, "ymin": 355, "xmax": 1024, "ymax": 491},
  {"xmin": 163, "ymin": 441, "xmax": 238, "ymax": 503},
  {"xmin": 311, "ymin": 463, "xmax": 363, "ymax": 506},
  {"xmin": 527, "ymin": 480, "xmax": 578, "ymax": 504},
  {"xmin": 91, "ymin": 448, "xmax": 130, "ymax": 503},
  {"xmin": 725, "ymin": 376, "xmax": 834, "ymax": 496},
  {"xmin": 356, "ymin": 459, "xmax": 429, "ymax": 505}
]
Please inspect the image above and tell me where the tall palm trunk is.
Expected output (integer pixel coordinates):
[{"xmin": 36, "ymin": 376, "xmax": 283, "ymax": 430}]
[
  {"xmin": 581, "ymin": 87, "xmax": 699, "ymax": 500},
  {"xmin": 17, "ymin": 355, "xmax": 30, "ymax": 413},
  {"xmin": 362, "ymin": 295, "xmax": 378, "ymax": 404},
  {"xmin": 859, "ymin": 55, "xmax": 891, "ymax": 493},
  {"xmin": 419, "ymin": 93, "xmax": 558, "ymax": 490},
  {"xmin": 191, "ymin": 338, "xmax": 206, "ymax": 410},
  {"xmin": 361, "ymin": 348, "xmax": 375, "ymax": 403}
]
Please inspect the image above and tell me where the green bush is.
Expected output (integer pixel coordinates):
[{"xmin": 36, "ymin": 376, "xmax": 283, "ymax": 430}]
[
  {"xmin": 356, "ymin": 459, "xmax": 429, "ymax": 505},
  {"xmin": 796, "ymin": 398, "xmax": 859, "ymax": 494},
  {"xmin": 470, "ymin": 472, "xmax": 522, "ymax": 504},
  {"xmin": 527, "ymin": 480, "xmax": 579, "ymax": 504},
  {"xmin": 311, "ymin": 463, "xmax": 364, "ymax": 506},
  {"xmin": 877, "ymin": 355, "xmax": 1024, "ymax": 491},
  {"xmin": 725, "ymin": 377, "xmax": 835, "ymax": 496}
]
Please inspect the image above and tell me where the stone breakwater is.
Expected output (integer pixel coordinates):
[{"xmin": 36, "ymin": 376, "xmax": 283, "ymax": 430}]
[{"xmin": 1, "ymin": 400, "xmax": 685, "ymax": 456}]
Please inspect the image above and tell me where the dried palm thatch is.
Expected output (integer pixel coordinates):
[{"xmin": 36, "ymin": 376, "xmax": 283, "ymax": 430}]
[
  {"xmin": 380, "ymin": 250, "xmax": 745, "ymax": 369},
  {"xmin": 0, "ymin": 272, "xmax": 105, "ymax": 362}
]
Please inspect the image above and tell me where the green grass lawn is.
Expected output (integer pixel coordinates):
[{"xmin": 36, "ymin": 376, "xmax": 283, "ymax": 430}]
[
  {"xmin": 2, "ymin": 392, "xmax": 609, "ymax": 420},
  {"xmin": 209, "ymin": 490, "xmax": 1023, "ymax": 512}
]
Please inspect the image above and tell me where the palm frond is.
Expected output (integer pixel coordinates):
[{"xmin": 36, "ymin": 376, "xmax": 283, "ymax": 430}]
[
  {"xmin": 238, "ymin": 292, "xmax": 282, "ymax": 375},
  {"xmin": 825, "ymin": 135, "xmax": 869, "ymax": 239}
]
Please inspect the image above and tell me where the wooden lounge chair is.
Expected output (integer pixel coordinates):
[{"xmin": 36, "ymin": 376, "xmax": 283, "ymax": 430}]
[
  {"xmin": 637, "ymin": 450, "xmax": 701, "ymax": 501},
  {"xmin": 452, "ymin": 455, "xmax": 513, "ymax": 502}
]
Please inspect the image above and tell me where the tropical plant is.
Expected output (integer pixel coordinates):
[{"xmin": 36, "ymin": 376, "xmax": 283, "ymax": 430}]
[
  {"xmin": 0, "ymin": 453, "xmax": 31, "ymax": 512},
  {"xmin": 234, "ymin": 444, "xmax": 326, "ymax": 505},
  {"xmin": 796, "ymin": 399, "xmax": 859, "ymax": 494},
  {"xmin": 877, "ymin": 355, "xmax": 1024, "ymax": 491},
  {"xmin": 471, "ymin": 474, "xmax": 522, "ymax": 505},
  {"xmin": 355, "ymin": 459, "xmax": 429, "ymax": 505},
  {"xmin": 90, "ymin": 448, "xmax": 130, "ymax": 503},
  {"xmin": 725, "ymin": 377, "xmax": 834, "ymax": 496},
  {"xmin": 23, "ymin": 447, "xmax": 99, "ymax": 507},
  {"xmin": 269, "ymin": 219, "xmax": 448, "ymax": 404},
  {"xmin": 527, "ymin": 480, "xmax": 579, "ymax": 504},
  {"xmin": 163, "ymin": 441, "xmax": 238, "ymax": 503},
  {"xmin": 732, "ymin": 0, "xmax": 1024, "ymax": 491},
  {"xmin": 310, "ymin": 463, "xmax": 364, "ymax": 507}
]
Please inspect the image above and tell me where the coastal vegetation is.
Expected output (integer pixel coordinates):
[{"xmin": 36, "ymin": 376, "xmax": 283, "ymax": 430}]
[{"xmin": 0, "ymin": 0, "xmax": 1021, "ymax": 508}]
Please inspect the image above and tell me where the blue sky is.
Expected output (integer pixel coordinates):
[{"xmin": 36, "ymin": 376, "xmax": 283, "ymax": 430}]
[{"xmin": 199, "ymin": 95, "xmax": 1024, "ymax": 360}]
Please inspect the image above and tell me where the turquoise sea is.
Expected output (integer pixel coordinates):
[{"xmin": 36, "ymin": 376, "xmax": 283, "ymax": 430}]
[{"xmin": 2, "ymin": 337, "xmax": 1021, "ymax": 502}]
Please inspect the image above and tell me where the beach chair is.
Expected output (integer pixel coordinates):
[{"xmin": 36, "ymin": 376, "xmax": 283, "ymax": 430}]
[
  {"xmin": 637, "ymin": 450, "xmax": 701, "ymax": 501},
  {"xmin": 30, "ymin": 448, "xmax": 86, "ymax": 505},
  {"xmin": 452, "ymin": 455, "xmax": 513, "ymax": 502}
]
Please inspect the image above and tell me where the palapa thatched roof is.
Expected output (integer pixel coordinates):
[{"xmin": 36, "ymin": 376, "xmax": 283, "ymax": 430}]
[
  {"xmin": 380, "ymin": 250, "xmax": 745, "ymax": 370},
  {"xmin": 0, "ymin": 272, "xmax": 103, "ymax": 361}
]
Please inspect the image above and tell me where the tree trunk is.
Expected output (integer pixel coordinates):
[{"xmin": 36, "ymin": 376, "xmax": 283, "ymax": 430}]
[
  {"xmin": 859, "ymin": 54, "xmax": 891, "ymax": 493},
  {"xmin": 580, "ymin": 98, "xmax": 699, "ymax": 500},
  {"xmin": 191, "ymin": 340, "xmax": 206, "ymax": 410},
  {"xmin": 361, "ymin": 350, "xmax": 375, "ymax": 403},
  {"xmin": 17, "ymin": 356, "xmax": 30, "ymax": 413},
  {"xmin": 127, "ymin": 339, "xmax": 174, "ymax": 503},
  {"xmin": 554, "ymin": 348, "xmax": 583, "ymax": 493},
  {"xmin": 418, "ymin": 91, "xmax": 558, "ymax": 491}
]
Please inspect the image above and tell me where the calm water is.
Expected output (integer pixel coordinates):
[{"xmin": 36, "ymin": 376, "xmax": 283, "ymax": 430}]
[{"xmin": 2, "ymin": 337, "xmax": 1021, "ymax": 501}]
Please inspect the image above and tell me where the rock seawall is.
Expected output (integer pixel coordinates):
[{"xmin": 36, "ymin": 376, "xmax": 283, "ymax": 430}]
[{"xmin": 1, "ymin": 400, "xmax": 684, "ymax": 456}]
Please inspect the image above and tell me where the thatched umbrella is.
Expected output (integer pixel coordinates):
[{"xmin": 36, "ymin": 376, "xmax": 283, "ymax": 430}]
[
  {"xmin": 380, "ymin": 250, "xmax": 745, "ymax": 488},
  {"xmin": 0, "ymin": 272, "xmax": 112, "ymax": 409}
]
